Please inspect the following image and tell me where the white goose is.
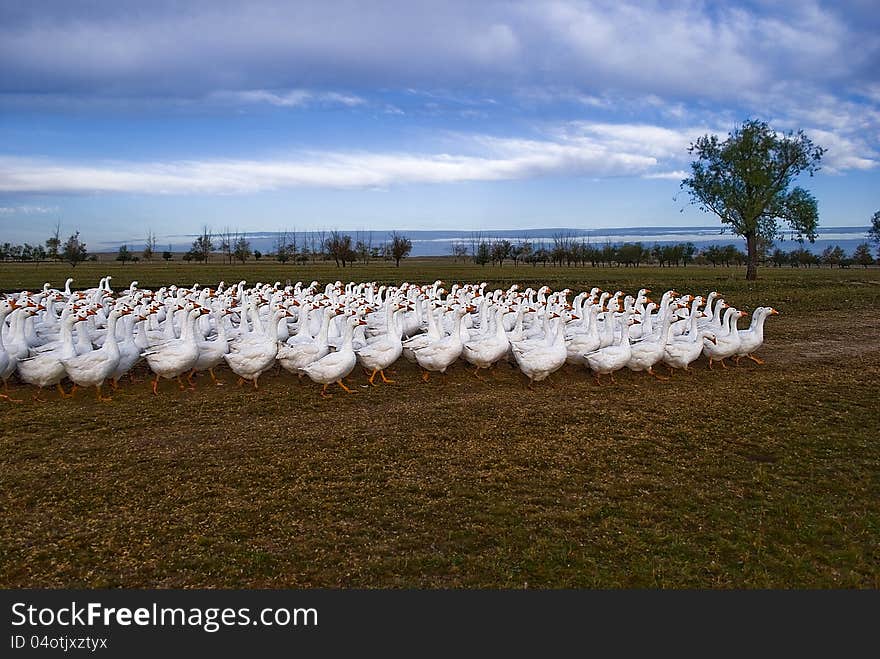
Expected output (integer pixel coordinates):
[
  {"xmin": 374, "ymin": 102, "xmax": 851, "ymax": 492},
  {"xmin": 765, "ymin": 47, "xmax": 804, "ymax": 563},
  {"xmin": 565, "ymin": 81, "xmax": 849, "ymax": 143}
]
[
  {"xmin": 511, "ymin": 313, "xmax": 567, "ymax": 387},
  {"xmin": 16, "ymin": 311, "xmax": 81, "ymax": 399},
  {"xmin": 702, "ymin": 307, "xmax": 746, "ymax": 369},
  {"xmin": 144, "ymin": 306, "xmax": 206, "ymax": 393},
  {"xmin": 356, "ymin": 304, "xmax": 406, "ymax": 385},
  {"xmin": 191, "ymin": 307, "xmax": 232, "ymax": 385},
  {"xmin": 461, "ymin": 305, "xmax": 511, "ymax": 378},
  {"xmin": 663, "ymin": 302, "xmax": 716, "ymax": 374},
  {"xmin": 302, "ymin": 315, "xmax": 367, "ymax": 397},
  {"xmin": 277, "ymin": 306, "xmax": 337, "ymax": 377},
  {"xmin": 626, "ymin": 309, "xmax": 677, "ymax": 380},
  {"xmin": 734, "ymin": 307, "xmax": 779, "ymax": 365},
  {"xmin": 411, "ymin": 305, "xmax": 470, "ymax": 381},
  {"xmin": 224, "ymin": 303, "xmax": 282, "ymax": 388},
  {"xmin": 0, "ymin": 300, "xmax": 23, "ymax": 400},
  {"xmin": 61, "ymin": 308, "xmax": 130, "ymax": 401},
  {"xmin": 584, "ymin": 318, "xmax": 638, "ymax": 384}
]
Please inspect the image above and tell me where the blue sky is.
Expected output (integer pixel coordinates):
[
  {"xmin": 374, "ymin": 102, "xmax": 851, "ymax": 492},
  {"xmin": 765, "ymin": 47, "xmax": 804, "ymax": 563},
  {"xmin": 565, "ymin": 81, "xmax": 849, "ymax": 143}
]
[{"xmin": 1, "ymin": 0, "xmax": 878, "ymax": 248}]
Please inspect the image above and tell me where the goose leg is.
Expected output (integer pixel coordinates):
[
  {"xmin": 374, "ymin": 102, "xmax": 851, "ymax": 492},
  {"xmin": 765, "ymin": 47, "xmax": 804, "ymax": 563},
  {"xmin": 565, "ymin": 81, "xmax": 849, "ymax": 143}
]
[
  {"xmin": 337, "ymin": 380, "xmax": 355, "ymax": 394},
  {"xmin": 719, "ymin": 359, "xmax": 728, "ymax": 369},
  {"xmin": 421, "ymin": 370, "xmax": 430, "ymax": 382},
  {"xmin": 152, "ymin": 375, "xmax": 160, "ymax": 395},
  {"xmin": 368, "ymin": 369, "xmax": 378, "ymax": 386},
  {"xmin": 594, "ymin": 373, "xmax": 602, "ymax": 385},
  {"xmin": 177, "ymin": 375, "xmax": 187, "ymax": 390},
  {"xmin": 96, "ymin": 384, "xmax": 112, "ymax": 403},
  {"xmin": 320, "ymin": 383, "xmax": 332, "ymax": 398},
  {"xmin": 379, "ymin": 369, "xmax": 395, "ymax": 384},
  {"xmin": 0, "ymin": 392, "xmax": 24, "ymax": 403},
  {"xmin": 69, "ymin": 384, "xmax": 78, "ymax": 397},
  {"xmin": 237, "ymin": 376, "xmax": 245, "ymax": 387},
  {"xmin": 748, "ymin": 354, "xmax": 765, "ymax": 365},
  {"xmin": 252, "ymin": 376, "xmax": 259, "ymax": 390},
  {"xmin": 708, "ymin": 358, "xmax": 714, "ymax": 370},
  {"xmin": 32, "ymin": 390, "xmax": 47, "ymax": 402},
  {"xmin": 647, "ymin": 367, "xmax": 669, "ymax": 382},
  {"xmin": 609, "ymin": 372, "xmax": 617, "ymax": 385},
  {"xmin": 209, "ymin": 368, "xmax": 224, "ymax": 386}
]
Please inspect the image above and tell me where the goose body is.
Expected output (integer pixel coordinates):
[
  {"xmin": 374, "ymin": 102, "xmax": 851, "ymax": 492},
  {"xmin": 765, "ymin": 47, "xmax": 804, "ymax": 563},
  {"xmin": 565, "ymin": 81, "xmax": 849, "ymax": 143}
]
[
  {"xmin": 302, "ymin": 316, "xmax": 366, "ymax": 395},
  {"xmin": 512, "ymin": 314, "xmax": 567, "ymax": 385},
  {"xmin": 734, "ymin": 307, "xmax": 779, "ymax": 364}
]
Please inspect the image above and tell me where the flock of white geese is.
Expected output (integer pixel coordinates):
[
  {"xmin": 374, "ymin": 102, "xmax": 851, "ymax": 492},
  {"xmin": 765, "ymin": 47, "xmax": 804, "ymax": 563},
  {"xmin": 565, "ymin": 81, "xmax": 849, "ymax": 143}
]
[{"xmin": 0, "ymin": 276, "xmax": 778, "ymax": 401}]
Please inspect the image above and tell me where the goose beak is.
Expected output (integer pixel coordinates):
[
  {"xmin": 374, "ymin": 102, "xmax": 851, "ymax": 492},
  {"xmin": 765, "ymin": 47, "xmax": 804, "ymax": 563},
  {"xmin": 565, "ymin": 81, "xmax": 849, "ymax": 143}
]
[{"xmin": 770, "ymin": 308, "xmax": 779, "ymax": 315}]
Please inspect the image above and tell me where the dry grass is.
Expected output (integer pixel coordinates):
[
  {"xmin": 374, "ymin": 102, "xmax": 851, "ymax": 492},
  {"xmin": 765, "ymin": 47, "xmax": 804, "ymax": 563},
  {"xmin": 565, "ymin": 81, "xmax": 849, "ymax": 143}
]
[{"xmin": 1, "ymin": 262, "xmax": 878, "ymax": 588}]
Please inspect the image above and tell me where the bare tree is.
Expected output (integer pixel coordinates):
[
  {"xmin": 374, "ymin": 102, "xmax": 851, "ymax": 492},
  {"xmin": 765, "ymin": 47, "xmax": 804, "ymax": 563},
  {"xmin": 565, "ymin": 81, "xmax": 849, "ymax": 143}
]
[
  {"xmin": 274, "ymin": 230, "xmax": 292, "ymax": 263},
  {"xmin": 45, "ymin": 220, "xmax": 62, "ymax": 262},
  {"xmin": 218, "ymin": 226, "xmax": 236, "ymax": 264},
  {"xmin": 451, "ymin": 240, "xmax": 469, "ymax": 262},
  {"xmin": 389, "ymin": 231, "xmax": 413, "ymax": 267},
  {"xmin": 188, "ymin": 225, "xmax": 213, "ymax": 263},
  {"xmin": 143, "ymin": 229, "xmax": 157, "ymax": 262}
]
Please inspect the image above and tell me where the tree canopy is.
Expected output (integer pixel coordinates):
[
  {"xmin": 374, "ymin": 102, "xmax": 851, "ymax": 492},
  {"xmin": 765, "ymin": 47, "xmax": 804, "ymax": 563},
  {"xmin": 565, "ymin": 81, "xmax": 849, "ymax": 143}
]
[
  {"xmin": 681, "ymin": 119, "xmax": 824, "ymax": 280},
  {"xmin": 389, "ymin": 232, "xmax": 413, "ymax": 267},
  {"xmin": 62, "ymin": 231, "xmax": 88, "ymax": 267},
  {"xmin": 868, "ymin": 210, "xmax": 880, "ymax": 247}
]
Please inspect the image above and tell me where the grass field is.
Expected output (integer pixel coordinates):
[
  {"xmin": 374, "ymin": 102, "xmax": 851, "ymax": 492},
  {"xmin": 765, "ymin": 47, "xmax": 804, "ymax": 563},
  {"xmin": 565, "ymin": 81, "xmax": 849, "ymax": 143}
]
[{"xmin": 1, "ymin": 260, "xmax": 878, "ymax": 588}]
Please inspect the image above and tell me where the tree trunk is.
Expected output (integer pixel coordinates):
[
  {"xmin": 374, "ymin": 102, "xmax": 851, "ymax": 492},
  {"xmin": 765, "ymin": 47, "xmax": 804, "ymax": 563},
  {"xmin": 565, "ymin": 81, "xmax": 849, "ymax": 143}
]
[{"xmin": 745, "ymin": 232, "xmax": 758, "ymax": 281}]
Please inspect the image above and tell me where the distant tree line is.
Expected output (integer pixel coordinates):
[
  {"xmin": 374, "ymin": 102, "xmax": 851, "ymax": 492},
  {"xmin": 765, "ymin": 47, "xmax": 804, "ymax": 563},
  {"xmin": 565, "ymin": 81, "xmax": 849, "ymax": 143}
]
[
  {"xmin": 0, "ymin": 225, "xmax": 93, "ymax": 267},
  {"xmin": 182, "ymin": 227, "xmax": 414, "ymax": 267},
  {"xmin": 453, "ymin": 232, "xmax": 879, "ymax": 269}
]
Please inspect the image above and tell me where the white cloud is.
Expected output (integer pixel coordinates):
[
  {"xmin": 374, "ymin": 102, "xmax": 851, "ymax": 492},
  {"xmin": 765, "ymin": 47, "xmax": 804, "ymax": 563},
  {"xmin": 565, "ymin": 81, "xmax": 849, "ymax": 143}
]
[
  {"xmin": 0, "ymin": 204, "xmax": 59, "ymax": 214},
  {"xmin": 0, "ymin": 118, "xmax": 872, "ymax": 196},
  {"xmin": 642, "ymin": 170, "xmax": 688, "ymax": 180},
  {"xmin": 211, "ymin": 89, "xmax": 366, "ymax": 108},
  {"xmin": 1, "ymin": 1, "xmax": 874, "ymax": 105},
  {"xmin": 0, "ymin": 124, "xmax": 678, "ymax": 195}
]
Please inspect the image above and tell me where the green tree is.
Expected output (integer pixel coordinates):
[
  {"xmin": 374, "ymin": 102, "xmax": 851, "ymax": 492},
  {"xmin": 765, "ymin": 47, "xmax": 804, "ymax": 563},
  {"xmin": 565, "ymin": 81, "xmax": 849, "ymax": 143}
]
[
  {"xmin": 770, "ymin": 248, "xmax": 787, "ymax": 267},
  {"xmin": 162, "ymin": 250, "xmax": 173, "ymax": 261},
  {"xmin": 681, "ymin": 119, "xmax": 824, "ymax": 280},
  {"xmin": 190, "ymin": 226, "xmax": 213, "ymax": 263},
  {"xmin": 852, "ymin": 243, "xmax": 873, "ymax": 268},
  {"xmin": 62, "ymin": 231, "xmax": 88, "ymax": 267},
  {"xmin": 682, "ymin": 242, "xmax": 696, "ymax": 267},
  {"xmin": 233, "ymin": 235, "xmax": 252, "ymax": 263},
  {"xmin": 116, "ymin": 244, "xmax": 133, "ymax": 264},
  {"xmin": 474, "ymin": 241, "xmax": 490, "ymax": 266},
  {"xmin": 868, "ymin": 210, "xmax": 880, "ymax": 248}
]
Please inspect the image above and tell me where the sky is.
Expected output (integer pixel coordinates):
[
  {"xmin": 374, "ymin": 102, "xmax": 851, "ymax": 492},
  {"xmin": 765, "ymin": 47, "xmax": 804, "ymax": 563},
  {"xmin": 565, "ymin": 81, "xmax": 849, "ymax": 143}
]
[{"xmin": 0, "ymin": 0, "xmax": 878, "ymax": 249}]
